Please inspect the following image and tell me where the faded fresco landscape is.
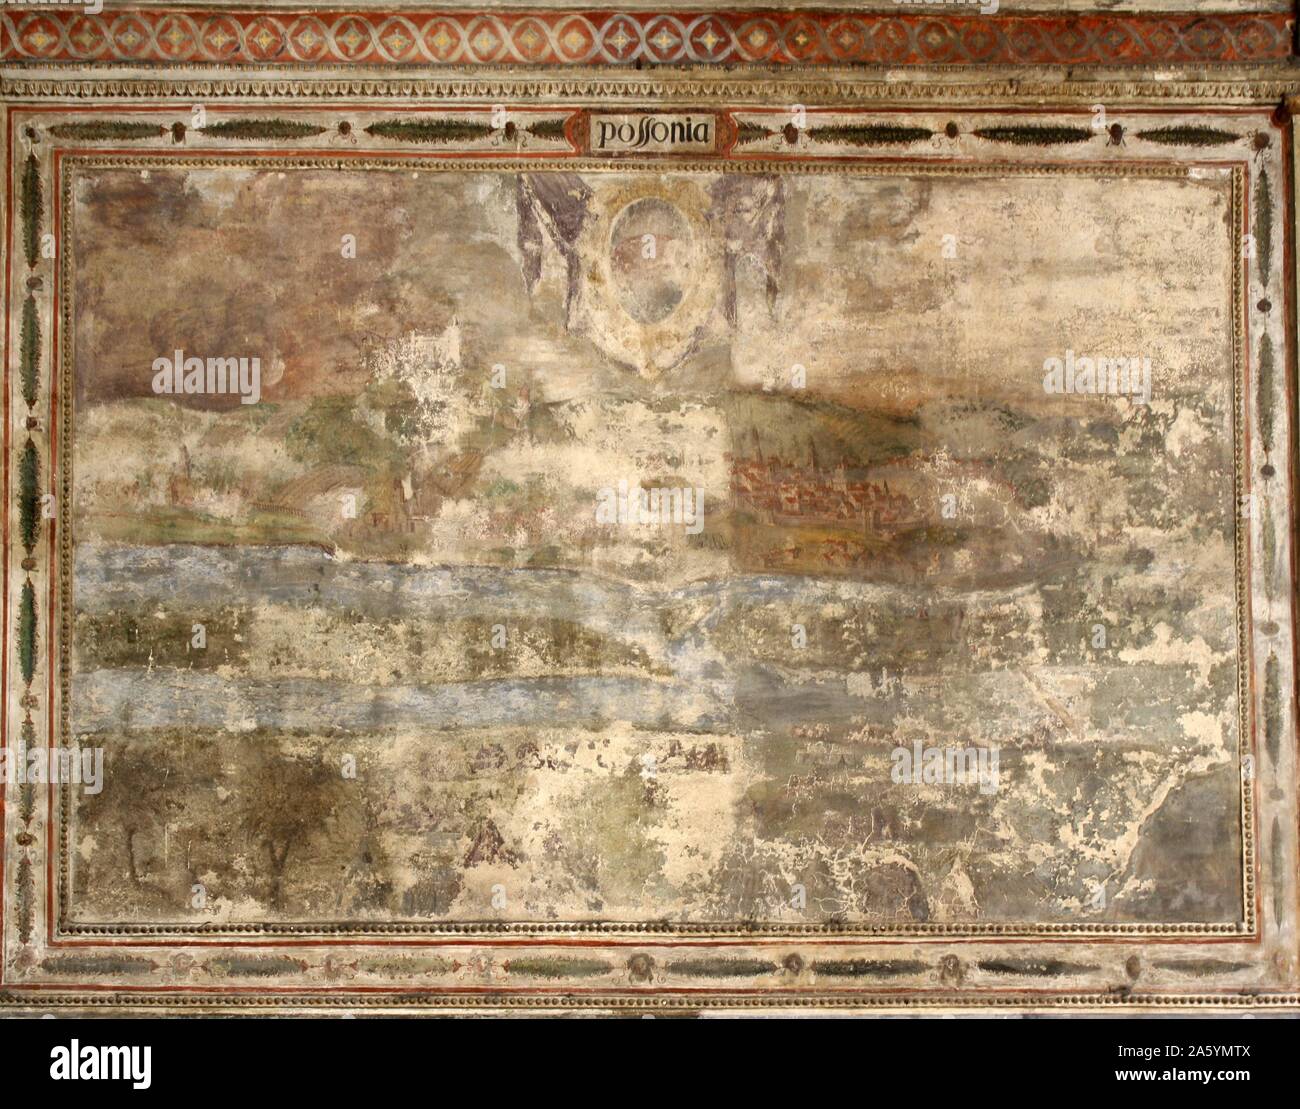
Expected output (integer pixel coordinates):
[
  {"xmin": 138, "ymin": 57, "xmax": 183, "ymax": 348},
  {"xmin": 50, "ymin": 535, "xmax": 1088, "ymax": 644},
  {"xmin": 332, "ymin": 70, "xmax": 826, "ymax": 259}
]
[{"xmin": 66, "ymin": 164, "xmax": 1242, "ymax": 927}]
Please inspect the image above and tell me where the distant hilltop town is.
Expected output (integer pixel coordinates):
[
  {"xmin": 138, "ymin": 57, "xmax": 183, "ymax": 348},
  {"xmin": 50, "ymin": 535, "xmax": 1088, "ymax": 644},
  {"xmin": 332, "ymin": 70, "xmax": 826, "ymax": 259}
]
[{"xmin": 728, "ymin": 432, "xmax": 917, "ymax": 536}]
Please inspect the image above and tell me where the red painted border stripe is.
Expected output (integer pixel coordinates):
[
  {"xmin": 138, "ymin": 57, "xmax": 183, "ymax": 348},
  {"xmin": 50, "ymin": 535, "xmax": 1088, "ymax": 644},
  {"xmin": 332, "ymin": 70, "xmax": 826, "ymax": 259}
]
[{"xmin": 0, "ymin": 10, "xmax": 1293, "ymax": 68}]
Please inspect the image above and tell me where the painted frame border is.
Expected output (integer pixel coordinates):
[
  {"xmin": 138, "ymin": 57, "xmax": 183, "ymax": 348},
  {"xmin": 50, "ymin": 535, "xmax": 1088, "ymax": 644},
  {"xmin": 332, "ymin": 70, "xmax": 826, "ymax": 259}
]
[{"xmin": 1, "ymin": 8, "xmax": 1298, "ymax": 1013}]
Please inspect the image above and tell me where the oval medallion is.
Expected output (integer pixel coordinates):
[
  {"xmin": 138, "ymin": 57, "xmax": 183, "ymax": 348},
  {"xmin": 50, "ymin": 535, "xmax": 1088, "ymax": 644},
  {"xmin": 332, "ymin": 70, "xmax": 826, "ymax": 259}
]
[{"xmin": 608, "ymin": 197, "xmax": 693, "ymax": 325}]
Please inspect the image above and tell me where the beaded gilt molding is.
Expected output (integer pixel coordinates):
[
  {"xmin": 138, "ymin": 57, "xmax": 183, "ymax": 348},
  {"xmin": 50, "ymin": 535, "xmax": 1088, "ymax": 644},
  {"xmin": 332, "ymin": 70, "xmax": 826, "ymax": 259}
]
[{"xmin": 2, "ymin": 7, "xmax": 1300, "ymax": 1016}]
